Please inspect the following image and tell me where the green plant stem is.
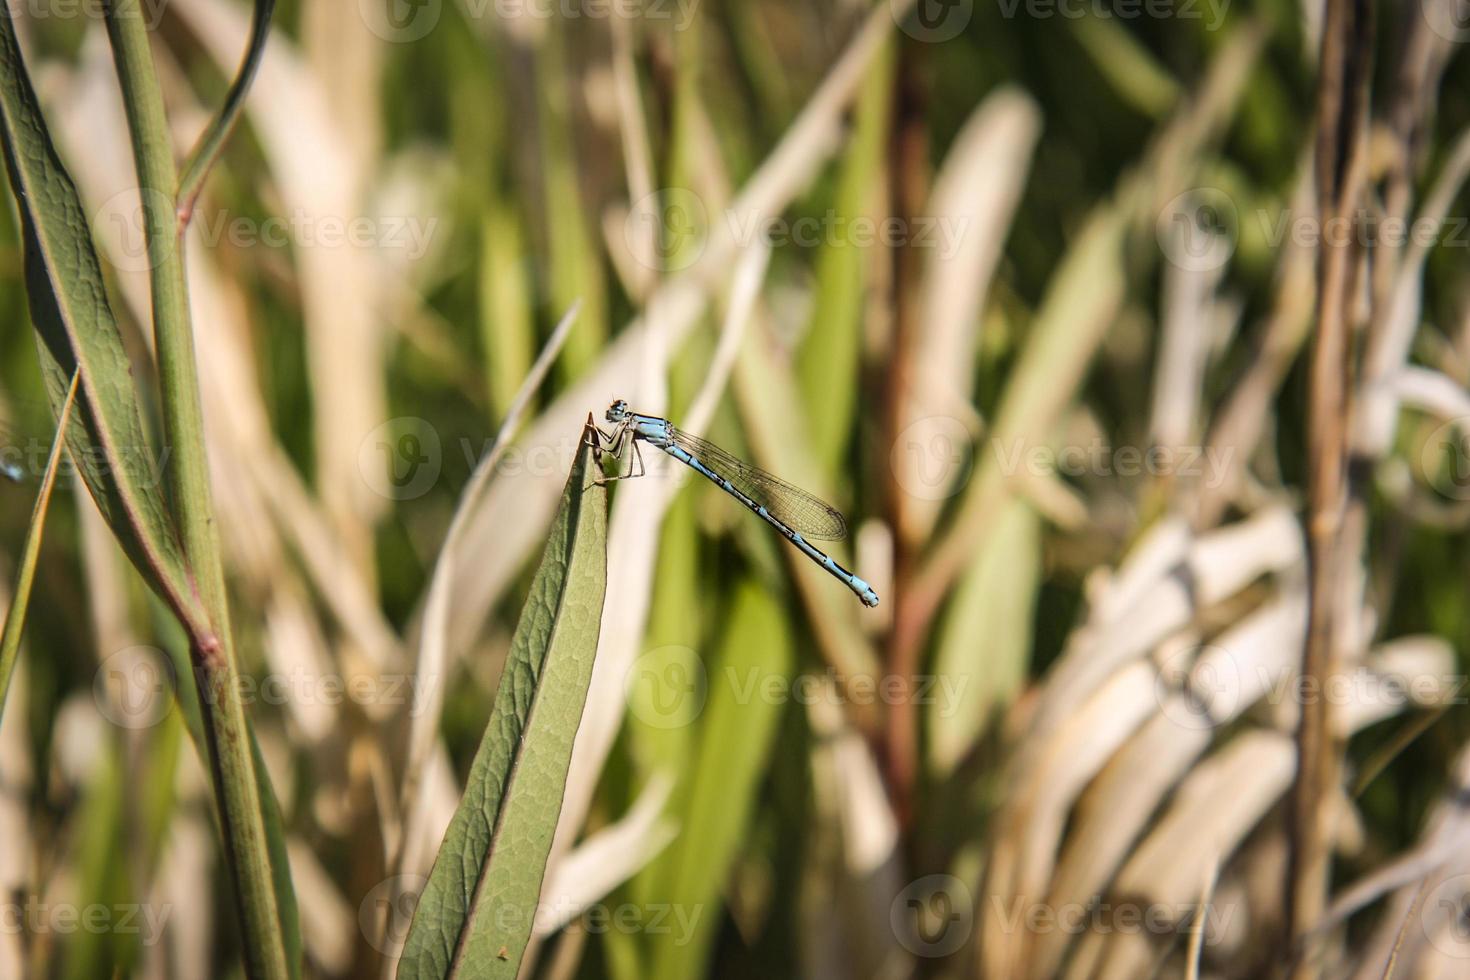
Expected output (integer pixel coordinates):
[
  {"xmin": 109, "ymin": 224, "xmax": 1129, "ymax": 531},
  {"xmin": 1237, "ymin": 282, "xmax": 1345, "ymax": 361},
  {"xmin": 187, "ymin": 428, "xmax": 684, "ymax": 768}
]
[
  {"xmin": 102, "ymin": 3, "xmax": 287, "ymax": 978},
  {"xmin": 176, "ymin": 0, "xmax": 274, "ymax": 227}
]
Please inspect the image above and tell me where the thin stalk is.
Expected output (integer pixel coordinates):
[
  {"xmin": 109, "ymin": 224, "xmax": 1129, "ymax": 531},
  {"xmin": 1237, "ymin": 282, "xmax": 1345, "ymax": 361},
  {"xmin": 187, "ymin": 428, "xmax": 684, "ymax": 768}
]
[
  {"xmin": 0, "ymin": 371, "xmax": 78, "ymax": 729},
  {"xmin": 176, "ymin": 0, "xmax": 275, "ymax": 228},
  {"xmin": 102, "ymin": 3, "xmax": 287, "ymax": 977},
  {"xmin": 1288, "ymin": 0, "xmax": 1373, "ymax": 971},
  {"xmin": 882, "ymin": 34, "xmax": 929, "ymax": 830}
]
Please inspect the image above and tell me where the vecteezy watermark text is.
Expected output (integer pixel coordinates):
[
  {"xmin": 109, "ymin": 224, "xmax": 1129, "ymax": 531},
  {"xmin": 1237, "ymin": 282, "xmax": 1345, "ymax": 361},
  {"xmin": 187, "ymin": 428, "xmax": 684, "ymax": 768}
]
[
  {"xmin": 14, "ymin": 0, "xmax": 167, "ymax": 29},
  {"xmin": 624, "ymin": 646, "xmax": 970, "ymax": 729},
  {"xmin": 93, "ymin": 646, "xmax": 429, "ymax": 730},
  {"xmin": 988, "ymin": 895, "xmax": 1238, "ymax": 940},
  {"xmin": 0, "ymin": 426, "xmax": 170, "ymax": 488},
  {"xmin": 1259, "ymin": 209, "xmax": 1470, "ymax": 250},
  {"xmin": 0, "ymin": 898, "xmax": 171, "ymax": 945},
  {"xmin": 359, "ymin": 0, "xmax": 700, "ymax": 43},
  {"xmin": 995, "ymin": 0, "xmax": 1229, "ymax": 30},
  {"xmin": 990, "ymin": 437, "xmax": 1236, "ymax": 487},
  {"xmin": 625, "ymin": 189, "xmax": 973, "ymax": 271}
]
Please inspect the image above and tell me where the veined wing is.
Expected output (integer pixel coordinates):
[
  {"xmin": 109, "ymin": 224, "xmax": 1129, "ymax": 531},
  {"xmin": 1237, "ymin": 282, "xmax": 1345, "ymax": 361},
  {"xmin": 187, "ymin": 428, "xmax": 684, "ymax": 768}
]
[{"xmin": 670, "ymin": 427, "xmax": 848, "ymax": 540}]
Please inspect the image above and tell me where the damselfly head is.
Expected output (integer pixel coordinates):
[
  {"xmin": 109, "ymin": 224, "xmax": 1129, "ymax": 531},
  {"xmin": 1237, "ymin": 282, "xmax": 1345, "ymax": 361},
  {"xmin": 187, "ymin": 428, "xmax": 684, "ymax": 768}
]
[{"xmin": 606, "ymin": 399, "xmax": 630, "ymax": 423}]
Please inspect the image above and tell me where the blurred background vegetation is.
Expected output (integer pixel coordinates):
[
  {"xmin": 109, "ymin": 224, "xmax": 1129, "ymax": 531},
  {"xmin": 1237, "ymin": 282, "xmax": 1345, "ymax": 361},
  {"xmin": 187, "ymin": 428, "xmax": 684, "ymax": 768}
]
[{"xmin": 3, "ymin": 0, "xmax": 1470, "ymax": 976}]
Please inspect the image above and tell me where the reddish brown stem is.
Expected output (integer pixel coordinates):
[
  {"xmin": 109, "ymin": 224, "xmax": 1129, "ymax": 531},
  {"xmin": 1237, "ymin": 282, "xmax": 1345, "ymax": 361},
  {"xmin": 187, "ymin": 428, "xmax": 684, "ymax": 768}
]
[
  {"xmin": 881, "ymin": 36, "xmax": 930, "ymax": 829},
  {"xmin": 1287, "ymin": 0, "xmax": 1373, "ymax": 970}
]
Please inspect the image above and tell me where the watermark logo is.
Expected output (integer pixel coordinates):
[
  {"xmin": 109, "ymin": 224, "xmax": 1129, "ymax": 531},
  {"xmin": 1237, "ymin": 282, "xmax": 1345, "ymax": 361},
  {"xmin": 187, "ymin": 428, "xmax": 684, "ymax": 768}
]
[
  {"xmin": 360, "ymin": 0, "xmax": 443, "ymax": 42},
  {"xmin": 94, "ymin": 646, "xmax": 175, "ymax": 730},
  {"xmin": 1424, "ymin": 873, "xmax": 1470, "ymax": 958},
  {"xmin": 893, "ymin": 875, "xmax": 973, "ymax": 957},
  {"xmin": 625, "ymin": 645, "xmax": 707, "ymax": 729},
  {"xmin": 1421, "ymin": 0, "xmax": 1470, "ymax": 43},
  {"xmin": 894, "ymin": 0, "xmax": 974, "ymax": 41},
  {"xmin": 1154, "ymin": 644, "xmax": 1242, "ymax": 731},
  {"xmin": 97, "ymin": 187, "xmax": 181, "ymax": 275},
  {"xmin": 359, "ymin": 417, "xmax": 443, "ymax": 501},
  {"xmin": 1420, "ymin": 417, "xmax": 1470, "ymax": 501},
  {"xmin": 1157, "ymin": 187, "xmax": 1237, "ymax": 272},
  {"xmin": 626, "ymin": 188, "xmax": 709, "ymax": 273},
  {"xmin": 360, "ymin": 874, "xmax": 427, "ymax": 954},
  {"xmin": 891, "ymin": 415, "xmax": 974, "ymax": 500}
]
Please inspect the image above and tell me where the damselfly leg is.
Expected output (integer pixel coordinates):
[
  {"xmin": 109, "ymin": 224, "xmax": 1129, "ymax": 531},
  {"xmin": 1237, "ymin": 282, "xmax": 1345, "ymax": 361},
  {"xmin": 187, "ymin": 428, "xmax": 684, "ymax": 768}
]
[{"xmin": 591, "ymin": 422, "xmax": 647, "ymax": 485}]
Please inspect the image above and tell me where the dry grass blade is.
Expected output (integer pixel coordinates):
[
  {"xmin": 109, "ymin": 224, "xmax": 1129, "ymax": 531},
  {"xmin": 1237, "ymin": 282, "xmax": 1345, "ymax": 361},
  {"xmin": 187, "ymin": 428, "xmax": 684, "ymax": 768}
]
[
  {"xmin": 981, "ymin": 662, "xmax": 1160, "ymax": 978},
  {"xmin": 1034, "ymin": 596, "xmax": 1306, "ymax": 977},
  {"xmin": 1185, "ymin": 854, "xmax": 1221, "ymax": 980},
  {"xmin": 902, "ymin": 87, "xmax": 1041, "ymax": 539},
  {"xmin": 1198, "ymin": 164, "xmax": 1316, "ymax": 526},
  {"xmin": 1026, "ymin": 507, "xmax": 1302, "ymax": 746},
  {"xmin": 533, "ymin": 775, "xmax": 677, "ymax": 937},
  {"xmin": 1358, "ymin": 125, "xmax": 1470, "ymax": 456},
  {"xmin": 1341, "ymin": 748, "xmax": 1470, "ymax": 976}
]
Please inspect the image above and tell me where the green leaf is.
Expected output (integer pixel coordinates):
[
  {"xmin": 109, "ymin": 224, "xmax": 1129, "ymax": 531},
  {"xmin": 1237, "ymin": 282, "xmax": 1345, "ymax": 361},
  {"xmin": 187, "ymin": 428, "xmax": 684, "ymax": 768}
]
[
  {"xmin": 798, "ymin": 36, "xmax": 892, "ymax": 476},
  {"xmin": 645, "ymin": 581, "xmax": 793, "ymax": 980},
  {"xmin": 537, "ymin": 24, "xmax": 606, "ymax": 383},
  {"xmin": 0, "ymin": 10, "xmax": 211, "ymax": 645},
  {"xmin": 63, "ymin": 740, "xmax": 135, "ymax": 980},
  {"xmin": 927, "ymin": 498, "xmax": 1040, "ymax": 776},
  {"xmin": 0, "ymin": 370, "xmax": 76, "ymax": 730},
  {"xmin": 399, "ymin": 424, "xmax": 608, "ymax": 979},
  {"xmin": 478, "ymin": 204, "xmax": 535, "ymax": 422}
]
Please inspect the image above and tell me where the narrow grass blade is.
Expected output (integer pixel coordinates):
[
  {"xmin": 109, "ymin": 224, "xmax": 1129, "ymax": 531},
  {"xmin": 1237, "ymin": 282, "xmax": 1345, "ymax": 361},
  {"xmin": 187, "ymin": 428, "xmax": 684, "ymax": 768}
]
[
  {"xmin": 0, "ymin": 371, "xmax": 77, "ymax": 730},
  {"xmin": 398, "ymin": 422, "xmax": 608, "ymax": 979},
  {"xmin": 797, "ymin": 36, "xmax": 892, "ymax": 475},
  {"xmin": 478, "ymin": 203, "xmax": 535, "ymax": 421},
  {"xmin": 926, "ymin": 498, "xmax": 1039, "ymax": 777},
  {"xmin": 536, "ymin": 23, "xmax": 606, "ymax": 383},
  {"xmin": 62, "ymin": 737, "xmax": 131, "ymax": 980},
  {"xmin": 644, "ymin": 582, "xmax": 794, "ymax": 980}
]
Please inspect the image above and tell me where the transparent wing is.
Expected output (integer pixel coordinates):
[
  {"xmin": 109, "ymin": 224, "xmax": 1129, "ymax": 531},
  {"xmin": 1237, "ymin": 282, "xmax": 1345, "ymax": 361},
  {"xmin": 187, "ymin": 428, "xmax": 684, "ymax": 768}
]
[{"xmin": 671, "ymin": 427, "xmax": 848, "ymax": 540}]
